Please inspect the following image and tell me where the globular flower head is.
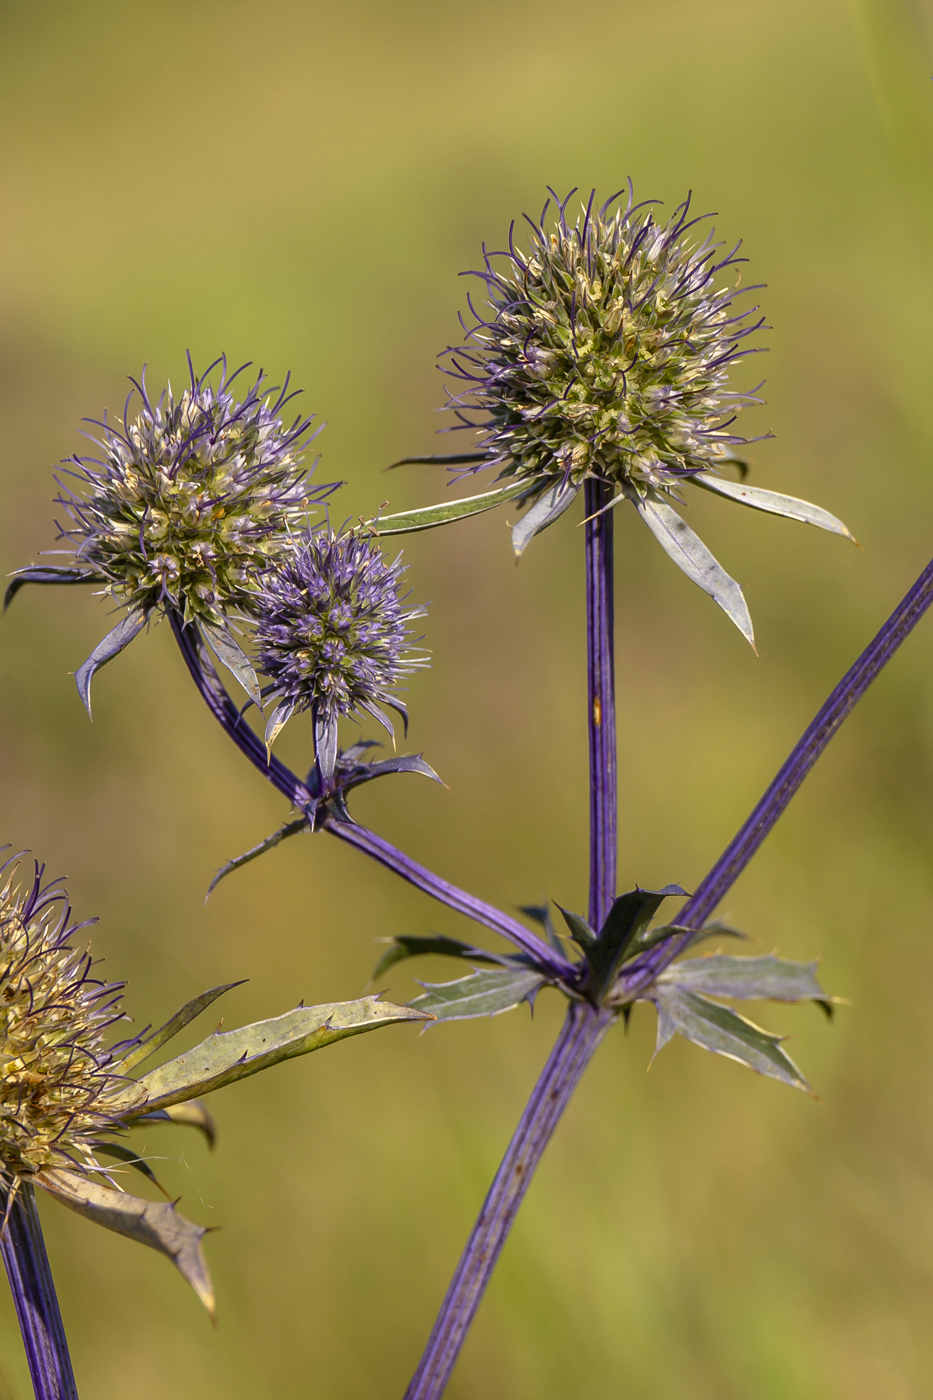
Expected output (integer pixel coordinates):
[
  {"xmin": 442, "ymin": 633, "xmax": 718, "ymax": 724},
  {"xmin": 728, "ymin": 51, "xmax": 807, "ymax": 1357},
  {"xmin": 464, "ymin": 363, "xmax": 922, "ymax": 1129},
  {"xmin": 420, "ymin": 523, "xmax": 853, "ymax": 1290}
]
[
  {"xmin": 256, "ymin": 528, "xmax": 428, "ymax": 780},
  {"xmin": 56, "ymin": 355, "xmax": 332, "ymax": 630},
  {"xmin": 0, "ymin": 857, "xmax": 128, "ymax": 1184},
  {"xmin": 444, "ymin": 185, "xmax": 766, "ymax": 497}
]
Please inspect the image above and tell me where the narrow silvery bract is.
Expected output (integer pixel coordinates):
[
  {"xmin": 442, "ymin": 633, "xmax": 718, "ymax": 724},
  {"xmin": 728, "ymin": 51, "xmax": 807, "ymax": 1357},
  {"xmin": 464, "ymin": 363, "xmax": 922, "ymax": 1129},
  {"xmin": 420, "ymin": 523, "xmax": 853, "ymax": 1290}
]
[
  {"xmin": 0, "ymin": 850, "xmax": 428, "ymax": 1324},
  {"xmin": 375, "ymin": 187, "xmax": 854, "ymax": 646},
  {"xmin": 256, "ymin": 527, "xmax": 428, "ymax": 784},
  {"xmin": 7, "ymin": 355, "xmax": 335, "ymax": 713}
]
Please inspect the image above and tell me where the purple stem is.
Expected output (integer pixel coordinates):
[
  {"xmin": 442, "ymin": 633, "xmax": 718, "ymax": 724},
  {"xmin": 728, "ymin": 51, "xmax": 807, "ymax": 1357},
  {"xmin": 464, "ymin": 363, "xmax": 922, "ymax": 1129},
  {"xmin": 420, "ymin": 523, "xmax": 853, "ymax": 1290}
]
[
  {"xmin": 584, "ymin": 478, "xmax": 617, "ymax": 929},
  {"xmin": 169, "ymin": 612, "xmax": 571, "ymax": 978},
  {"xmin": 402, "ymin": 1001, "xmax": 614, "ymax": 1400},
  {"xmin": 620, "ymin": 552, "xmax": 933, "ymax": 997},
  {"xmin": 1, "ymin": 1184, "xmax": 78, "ymax": 1400}
]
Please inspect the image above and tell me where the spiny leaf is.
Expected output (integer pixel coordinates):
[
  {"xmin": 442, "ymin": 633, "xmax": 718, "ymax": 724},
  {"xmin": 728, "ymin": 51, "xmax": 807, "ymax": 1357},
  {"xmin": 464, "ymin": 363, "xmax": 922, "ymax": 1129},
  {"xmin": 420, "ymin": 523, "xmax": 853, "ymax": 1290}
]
[
  {"xmin": 635, "ymin": 919, "xmax": 747, "ymax": 955},
  {"xmin": 91, "ymin": 1142, "xmax": 163, "ymax": 1191},
  {"xmin": 651, "ymin": 984, "xmax": 812, "ymax": 1093},
  {"xmin": 263, "ymin": 700, "xmax": 295, "ymax": 759},
  {"xmin": 386, "ymin": 452, "xmax": 492, "ymax": 470},
  {"xmin": 207, "ymin": 819, "xmax": 309, "ymax": 899},
  {"xmin": 692, "ymin": 474, "xmax": 856, "ymax": 542},
  {"xmin": 200, "ymin": 621, "xmax": 262, "ymax": 707},
  {"xmin": 367, "ymin": 479, "xmax": 528, "ymax": 535},
  {"xmin": 127, "ymin": 997, "xmax": 430, "ymax": 1112},
  {"xmin": 555, "ymin": 905, "xmax": 596, "ymax": 950},
  {"xmin": 75, "ymin": 610, "xmax": 148, "ymax": 717},
  {"xmin": 4, "ymin": 565, "xmax": 105, "ymax": 611},
  {"xmin": 371, "ymin": 935, "xmax": 522, "ymax": 982},
  {"xmin": 587, "ymin": 885, "xmax": 687, "ymax": 1002},
  {"xmin": 114, "ymin": 983, "xmax": 246, "ymax": 1074},
  {"xmin": 631, "ymin": 490, "xmax": 755, "ymax": 647},
  {"xmin": 126, "ymin": 1099, "xmax": 217, "ymax": 1149},
  {"xmin": 409, "ymin": 967, "xmax": 546, "ymax": 1021},
  {"xmin": 511, "ymin": 481, "xmax": 579, "ymax": 557},
  {"xmin": 660, "ymin": 954, "xmax": 832, "ymax": 1013},
  {"xmin": 518, "ymin": 903, "xmax": 567, "ymax": 957},
  {"xmin": 38, "ymin": 1168, "xmax": 215, "ymax": 1317}
]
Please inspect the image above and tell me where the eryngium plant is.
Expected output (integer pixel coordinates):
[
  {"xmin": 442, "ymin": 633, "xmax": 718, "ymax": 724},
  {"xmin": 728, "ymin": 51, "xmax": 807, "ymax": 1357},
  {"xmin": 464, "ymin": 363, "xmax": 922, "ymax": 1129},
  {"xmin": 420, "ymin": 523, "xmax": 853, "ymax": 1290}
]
[
  {"xmin": 378, "ymin": 187, "xmax": 854, "ymax": 646},
  {"xmin": 0, "ymin": 850, "xmax": 427, "ymax": 1323},
  {"xmin": 7, "ymin": 356, "xmax": 334, "ymax": 713},
  {"xmin": 257, "ymin": 527, "xmax": 427, "ymax": 782}
]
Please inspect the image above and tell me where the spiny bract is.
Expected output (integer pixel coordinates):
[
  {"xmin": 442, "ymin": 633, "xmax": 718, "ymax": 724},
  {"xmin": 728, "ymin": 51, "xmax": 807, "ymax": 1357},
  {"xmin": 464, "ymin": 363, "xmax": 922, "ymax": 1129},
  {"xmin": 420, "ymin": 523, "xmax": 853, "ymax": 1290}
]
[{"xmin": 56, "ymin": 355, "xmax": 328, "ymax": 629}]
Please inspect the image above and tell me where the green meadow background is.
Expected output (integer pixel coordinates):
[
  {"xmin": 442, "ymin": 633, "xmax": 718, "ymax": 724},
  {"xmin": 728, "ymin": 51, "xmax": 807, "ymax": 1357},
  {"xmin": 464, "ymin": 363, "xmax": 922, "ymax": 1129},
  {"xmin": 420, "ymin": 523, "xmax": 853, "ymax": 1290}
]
[{"xmin": 1, "ymin": 0, "xmax": 933, "ymax": 1395}]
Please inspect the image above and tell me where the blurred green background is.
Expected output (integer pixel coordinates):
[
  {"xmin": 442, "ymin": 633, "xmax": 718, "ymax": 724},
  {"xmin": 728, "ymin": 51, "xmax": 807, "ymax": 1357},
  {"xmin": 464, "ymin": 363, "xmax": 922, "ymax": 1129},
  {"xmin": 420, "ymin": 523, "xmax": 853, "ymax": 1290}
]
[{"xmin": 1, "ymin": 0, "xmax": 933, "ymax": 1395}]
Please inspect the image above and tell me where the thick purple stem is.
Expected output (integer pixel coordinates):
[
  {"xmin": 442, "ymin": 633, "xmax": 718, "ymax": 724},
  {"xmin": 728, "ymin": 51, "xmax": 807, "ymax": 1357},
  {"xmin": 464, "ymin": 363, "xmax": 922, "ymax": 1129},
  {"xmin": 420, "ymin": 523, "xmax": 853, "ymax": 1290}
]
[
  {"xmin": 1, "ymin": 1185, "xmax": 78, "ymax": 1400},
  {"xmin": 169, "ymin": 613, "xmax": 570, "ymax": 977},
  {"xmin": 620, "ymin": 552, "xmax": 933, "ymax": 997},
  {"xmin": 584, "ymin": 479, "xmax": 617, "ymax": 928},
  {"xmin": 402, "ymin": 1001, "xmax": 614, "ymax": 1400}
]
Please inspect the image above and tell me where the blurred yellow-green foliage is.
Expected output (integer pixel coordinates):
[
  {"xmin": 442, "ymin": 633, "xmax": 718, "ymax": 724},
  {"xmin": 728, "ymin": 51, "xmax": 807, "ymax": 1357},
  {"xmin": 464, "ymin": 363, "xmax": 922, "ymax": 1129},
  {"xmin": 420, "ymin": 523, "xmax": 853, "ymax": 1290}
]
[{"xmin": 1, "ymin": 0, "xmax": 933, "ymax": 1395}]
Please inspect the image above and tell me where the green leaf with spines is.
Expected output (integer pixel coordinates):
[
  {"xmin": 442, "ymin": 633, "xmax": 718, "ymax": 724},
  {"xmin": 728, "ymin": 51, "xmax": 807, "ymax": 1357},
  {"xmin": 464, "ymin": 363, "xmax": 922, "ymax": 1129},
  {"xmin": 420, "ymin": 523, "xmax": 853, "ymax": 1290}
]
[
  {"xmin": 367, "ymin": 479, "xmax": 528, "ymax": 535},
  {"xmin": 586, "ymin": 886, "xmax": 686, "ymax": 1003},
  {"xmin": 555, "ymin": 905, "xmax": 596, "ymax": 950},
  {"xmin": 409, "ymin": 968, "xmax": 546, "ymax": 1021},
  {"xmin": 115, "ymin": 982, "xmax": 246, "ymax": 1074},
  {"xmin": 651, "ymin": 984, "xmax": 812, "ymax": 1093},
  {"xmin": 371, "ymin": 935, "xmax": 525, "ymax": 982},
  {"xmin": 659, "ymin": 953, "xmax": 832, "ymax": 1013}
]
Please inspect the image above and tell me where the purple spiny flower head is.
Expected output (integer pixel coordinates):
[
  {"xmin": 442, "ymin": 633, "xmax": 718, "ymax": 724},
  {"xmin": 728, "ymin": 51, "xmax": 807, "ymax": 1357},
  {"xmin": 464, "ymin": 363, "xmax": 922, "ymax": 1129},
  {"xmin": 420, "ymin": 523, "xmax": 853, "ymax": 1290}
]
[
  {"xmin": 444, "ymin": 185, "xmax": 767, "ymax": 497},
  {"xmin": 55, "ymin": 355, "xmax": 332, "ymax": 630},
  {"xmin": 0, "ymin": 854, "xmax": 130, "ymax": 1183},
  {"xmin": 257, "ymin": 528, "xmax": 428, "ymax": 782}
]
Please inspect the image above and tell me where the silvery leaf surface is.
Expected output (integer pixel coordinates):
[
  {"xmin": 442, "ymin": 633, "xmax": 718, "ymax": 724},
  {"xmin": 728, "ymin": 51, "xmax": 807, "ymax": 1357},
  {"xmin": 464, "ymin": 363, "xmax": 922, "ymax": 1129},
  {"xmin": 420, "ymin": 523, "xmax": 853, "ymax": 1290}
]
[
  {"xmin": 410, "ymin": 968, "xmax": 546, "ymax": 1021},
  {"xmin": 126, "ymin": 997, "xmax": 430, "ymax": 1112},
  {"xmin": 651, "ymin": 984, "xmax": 811, "ymax": 1093},
  {"xmin": 4, "ymin": 564, "xmax": 105, "ymax": 611},
  {"xmin": 511, "ymin": 480, "xmax": 580, "ymax": 557},
  {"xmin": 75, "ymin": 609, "xmax": 148, "ymax": 716},
  {"xmin": 38, "ymin": 1167, "xmax": 215, "ymax": 1317},
  {"xmin": 660, "ymin": 954, "xmax": 831, "ymax": 1011},
  {"xmin": 630, "ymin": 490, "xmax": 754, "ymax": 647},
  {"xmin": 114, "ymin": 983, "xmax": 246, "ymax": 1074},
  {"xmin": 372, "ymin": 935, "xmax": 524, "ymax": 982},
  {"xmin": 692, "ymin": 474, "xmax": 855, "ymax": 541},
  {"xmin": 369, "ymin": 479, "xmax": 528, "ymax": 535},
  {"xmin": 200, "ymin": 620, "xmax": 262, "ymax": 707}
]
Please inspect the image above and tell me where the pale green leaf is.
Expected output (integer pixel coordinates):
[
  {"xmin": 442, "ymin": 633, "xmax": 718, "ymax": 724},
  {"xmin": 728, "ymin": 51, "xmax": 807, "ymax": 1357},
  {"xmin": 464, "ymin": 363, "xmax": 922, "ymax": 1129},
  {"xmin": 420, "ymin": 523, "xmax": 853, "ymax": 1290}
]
[
  {"xmin": 131, "ymin": 997, "xmax": 430, "ymax": 1112},
  {"xmin": 200, "ymin": 621, "xmax": 262, "ymax": 707},
  {"xmin": 511, "ymin": 481, "xmax": 579, "ymax": 557},
  {"xmin": 651, "ymin": 984, "xmax": 811, "ymax": 1092},
  {"xmin": 75, "ymin": 610, "xmax": 148, "ymax": 717},
  {"xmin": 410, "ymin": 968, "xmax": 545, "ymax": 1021},
  {"xmin": 660, "ymin": 954, "xmax": 831, "ymax": 1009},
  {"xmin": 38, "ymin": 1168, "xmax": 215, "ymax": 1317},
  {"xmin": 125, "ymin": 1099, "xmax": 218, "ymax": 1150},
  {"xmin": 367, "ymin": 479, "xmax": 527, "ymax": 535},
  {"xmin": 114, "ymin": 983, "xmax": 246, "ymax": 1074},
  {"xmin": 631, "ymin": 491, "xmax": 754, "ymax": 647},
  {"xmin": 692, "ymin": 474, "xmax": 856, "ymax": 541}
]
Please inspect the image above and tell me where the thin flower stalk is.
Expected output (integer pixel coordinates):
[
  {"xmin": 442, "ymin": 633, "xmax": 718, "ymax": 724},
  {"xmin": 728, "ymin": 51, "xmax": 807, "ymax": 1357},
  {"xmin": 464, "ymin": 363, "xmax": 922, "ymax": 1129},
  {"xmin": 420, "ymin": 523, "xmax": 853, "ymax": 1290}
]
[
  {"xmin": 584, "ymin": 478, "xmax": 617, "ymax": 928},
  {"xmin": 168, "ymin": 613, "xmax": 571, "ymax": 977},
  {"xmin": 402, "ymin": 1001, "xmax": 614, "ymax": 1400},
  {"xmin": 619, "ymin": 550, "xmax": 933, "ymax": 998},
  {"xmin": 1, "ymin": 1186, "xmax": 78, "ymax": 1400}
]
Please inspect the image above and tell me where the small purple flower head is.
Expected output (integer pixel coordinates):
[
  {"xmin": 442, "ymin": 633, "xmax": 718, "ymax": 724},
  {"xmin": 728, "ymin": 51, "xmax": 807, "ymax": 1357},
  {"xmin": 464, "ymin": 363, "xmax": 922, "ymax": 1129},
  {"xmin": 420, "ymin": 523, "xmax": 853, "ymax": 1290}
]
[
  {"xmin": 256, "ymin": 528, "xmax": 428, "ymax": 782},
  {"xmin": 443, "ymin": 186, "xmax": 766, "ymax": 498},
  {"xmin": 55, "ymin": 355, "xmax": 331, "ymax": 630}
]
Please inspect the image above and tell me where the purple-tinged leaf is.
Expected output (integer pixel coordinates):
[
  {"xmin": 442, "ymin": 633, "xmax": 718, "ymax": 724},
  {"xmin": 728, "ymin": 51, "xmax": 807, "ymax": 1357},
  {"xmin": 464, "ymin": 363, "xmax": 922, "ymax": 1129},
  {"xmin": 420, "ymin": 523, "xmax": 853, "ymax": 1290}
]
[
  {"xmin": 91, "ymin": 1142, "xmax": 163, "ymax": 1191},
  {"xmin": 692, "ymin": 474, "xmax": 855, "ymax": 541},
  {"xmin": 511, "ymin": 481, "xmax": 579, "ymax": 558},
  {"xmin": 75, "ymin": 610, "xmax": 148, "ymax": 716},
  {"xmin": 132, "ymin": 997, "xmax": 430, "ymax": 1111},
  {"xmin": 200, "ymin": 620, "xmax": 262, "ymax": 707},
  {"xmin": 631, "ymin": 491, "xmax": 755, "ymax": 647},
  {"xmin": 650, "ymin": 984, "xmax": 811, "ymax": 1093},
  {"xmin": 588, "ymin": 886, "xmax": 687, "ymax": 1003},
  {"xmin": 38, "ymin": 1168, "xmax": 215, "ymax": 1317},
  {"xmin": 660, "ymin": 953, "xmax": 832, "ymax": 1013},
  {"xmin": 410, "ymin": 968, "xmax": 546, "ymax": 1021},
  {"xmin": 263, "ymin": 700, "xmax": 296, "ymax": 760},
  {"xmin": 206, "ymin": 819, "xmax": 309, "ymax": 899},
  {"xmin": 3, "ymin": 564, "xmax": 105, "ymax": 611},
  {"xmin": 368, "ymin": 479, "xmax": 528, "ymax": 536},
  {"xmin": 372, "ymin": 935, "xmax": 526, "ymax": 982}
]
